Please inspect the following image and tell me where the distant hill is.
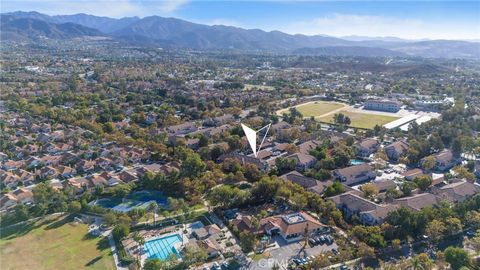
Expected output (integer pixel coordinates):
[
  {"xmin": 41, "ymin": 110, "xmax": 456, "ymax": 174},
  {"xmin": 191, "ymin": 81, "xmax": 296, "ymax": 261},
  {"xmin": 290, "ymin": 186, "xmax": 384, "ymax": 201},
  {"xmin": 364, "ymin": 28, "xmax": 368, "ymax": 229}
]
[
  {"xmin": 2, "ymin": 11, "xmax": 480, "ymax": 59},
  {"xmin": 0, "ymin": 15, "xmax": 104, "ymax": 40},
  {"xmin": 293, "ymin": 46, "xmax": 407, "ymax": 57}
]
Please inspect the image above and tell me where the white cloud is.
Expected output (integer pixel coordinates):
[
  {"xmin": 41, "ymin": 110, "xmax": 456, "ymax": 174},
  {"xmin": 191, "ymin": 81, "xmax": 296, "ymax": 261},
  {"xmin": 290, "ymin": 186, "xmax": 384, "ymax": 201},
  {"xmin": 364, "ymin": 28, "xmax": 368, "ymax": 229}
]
[
  {"xmin": 1, "ymin": 0, "xmax": 189, "ymax": 18},
  {"xmin": 279, "ymin": 13, "xmax": 480, "ymax": 40},
  {"xmin": 158, "ymin": 0, "xmax": 189, "ymax": 13}
]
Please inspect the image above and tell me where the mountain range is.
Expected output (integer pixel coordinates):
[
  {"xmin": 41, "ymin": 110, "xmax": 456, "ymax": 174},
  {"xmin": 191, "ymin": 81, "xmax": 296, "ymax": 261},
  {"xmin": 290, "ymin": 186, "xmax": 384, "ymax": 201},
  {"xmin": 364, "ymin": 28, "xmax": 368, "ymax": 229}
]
[{"xmin": 2, "ymin": 11, "xmax": 479, "ymax": 59}]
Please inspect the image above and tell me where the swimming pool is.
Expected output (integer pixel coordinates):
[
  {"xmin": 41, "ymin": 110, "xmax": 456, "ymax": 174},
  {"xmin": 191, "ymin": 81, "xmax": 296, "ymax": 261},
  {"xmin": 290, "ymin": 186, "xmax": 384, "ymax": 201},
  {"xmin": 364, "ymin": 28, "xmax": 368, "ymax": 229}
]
[
  {"xmin": 350, "ymin": 159, "xmax": 366, "ymax": 165},
  {"xmin": 144, "ymin": 234, "xmax": 182, "ymax": 260}
]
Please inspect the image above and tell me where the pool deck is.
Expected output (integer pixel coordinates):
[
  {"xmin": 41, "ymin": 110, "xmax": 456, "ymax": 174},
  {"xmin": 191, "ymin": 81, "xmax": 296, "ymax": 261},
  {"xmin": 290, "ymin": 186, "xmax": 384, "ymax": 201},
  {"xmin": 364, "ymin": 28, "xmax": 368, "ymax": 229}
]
[{"xmin": 137, "ymin": 227, "xmax": 190, "ymax": 266}]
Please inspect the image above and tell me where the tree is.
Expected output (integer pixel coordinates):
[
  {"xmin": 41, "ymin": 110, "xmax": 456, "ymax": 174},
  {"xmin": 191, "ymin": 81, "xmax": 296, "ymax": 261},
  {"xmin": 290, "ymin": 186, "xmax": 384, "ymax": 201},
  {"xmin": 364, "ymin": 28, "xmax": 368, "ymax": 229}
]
[
  {"xmin": 413, "ymin": 175, "xmax": 432, "ymax": 191},
  {"xmin": 453, "ymin": 166, "xmax": 476, "ymax": 183},
  {"xmin": 285, "ymin": 144, "xmax": 298, "ymax": 155},
  {"xmin": 147, "ymin": 202, "xmax": 158, "ymax": 225},
  {"xmin": 68, "ymin": 201, "xmax": 82, "ymax": 213},
  {"xmin": 239, "ymin": 231, "xmax": 257, "ymax": 253},
  {"xmin": 385, "ymin": 188, "xmax": 401, "ymax": 199},
  {"xmin": 275, "ymin": 157, "xmax": 296, "ymax": 174},
  {"xmin": 361, "ymin": 183, "xmax": 379, "ymax": 200},
  {"xmin": 425, "ymin": 220, "xmax": 446, "ymax": 243},
  {"xmin": 445, "ymin": 217, "xmax": 463, "ymax": 236},
  {"xmin": 357, "ymin": 242, "xmax": 375, "ymax": 258},
  {"xmin": 401, "ymin": 181, "xmax": 417, "ymax": 196},
  {"xmin": 444, "ymin": 246, "xmax": 470, "ymax": 270},
  {"xmin": 243, "ymin": 163, "xmax": 263, "ymax": 182},
  {"xmin": 181, "ymin": 153, "xmax": 206, "ymax": 178},
  {"xmin": 324, "ymin": 181, "xmax": 345, "ymax": 197},
  {"xmin": 392, "ymin": 239, "xmax": 401, "ymax": 249},
  {"xmin": 143, "ymin": 258, "xmax": 164, "ymax": 270},
  {"xmin": 413, "ymin": 253, "xmax": 433, "ymax": 270},
  {"xmin": 465, "ymin": 210, "xmax": 480, "ymax": 230},
  {"xmin": 422, "ymin": 156, "xmax": 436, "ymax": 170},
  {"xmin": 104, "ymin": 212, "xmax": 118, "ymax": 227},
  {"xmin": 112, "ymin": 223, "xmax": 129, "ymax": 241},
  {"xmin": 182, "ymin": 245, "xmax": 208, "ymax": 265},
  {"xmin": 14, "ymin": 204, "xmax": 29, "ymax": 222}
]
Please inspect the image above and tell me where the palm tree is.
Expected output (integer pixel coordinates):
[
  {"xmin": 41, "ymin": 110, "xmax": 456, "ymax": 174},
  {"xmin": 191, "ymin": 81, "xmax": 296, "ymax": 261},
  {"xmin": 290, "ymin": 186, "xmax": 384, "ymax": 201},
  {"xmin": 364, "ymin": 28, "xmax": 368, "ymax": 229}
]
[
  {"xmin": 133, "ymin": 232, "xmax": 145, "ymax": 262},
  {"xmin": 411, "ymin": 257, "xmax": 425, "ymax": 270},
  {"xmin": 148, "ymin": 201, "xmax": 158, "ymax": 226}
]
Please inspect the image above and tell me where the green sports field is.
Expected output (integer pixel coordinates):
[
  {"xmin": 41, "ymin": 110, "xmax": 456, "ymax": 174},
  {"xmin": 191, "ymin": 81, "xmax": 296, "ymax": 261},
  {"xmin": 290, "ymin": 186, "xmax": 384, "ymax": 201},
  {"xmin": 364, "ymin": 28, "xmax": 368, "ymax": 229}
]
[
  {"xmin": 317, "ymin": 111, "xmax": 400, "ymax": 129},
  {"xmin": 277, "ymin": 101, "xmax": 347, "ymax": 117},
  {"xmin": 0, "ymin": 215, "xmax": 115, "ymax": 270}
]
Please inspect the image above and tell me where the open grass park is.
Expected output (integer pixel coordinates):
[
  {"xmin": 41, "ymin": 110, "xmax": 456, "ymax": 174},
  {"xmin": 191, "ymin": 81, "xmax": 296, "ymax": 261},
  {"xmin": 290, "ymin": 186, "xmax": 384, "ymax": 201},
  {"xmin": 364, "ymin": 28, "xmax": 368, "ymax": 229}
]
[{"xmin": 0, "ymin": 214, "xmax": 115, "ymax": 270}]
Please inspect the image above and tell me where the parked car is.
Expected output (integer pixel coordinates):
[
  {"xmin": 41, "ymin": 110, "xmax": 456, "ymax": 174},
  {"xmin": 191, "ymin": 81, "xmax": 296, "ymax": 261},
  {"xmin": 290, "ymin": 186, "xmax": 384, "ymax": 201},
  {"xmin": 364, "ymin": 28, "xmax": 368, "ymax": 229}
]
[
  {"xmin": 466, "ymin": 229, "xmax": 476, "ymax": 237},
  {"xmin": 212, "ymin": 262, "xmax": 221, "ymax": 270},
  {"xmin": 319, "ymin": 235, "xmax": 326, "ymax": 244}
]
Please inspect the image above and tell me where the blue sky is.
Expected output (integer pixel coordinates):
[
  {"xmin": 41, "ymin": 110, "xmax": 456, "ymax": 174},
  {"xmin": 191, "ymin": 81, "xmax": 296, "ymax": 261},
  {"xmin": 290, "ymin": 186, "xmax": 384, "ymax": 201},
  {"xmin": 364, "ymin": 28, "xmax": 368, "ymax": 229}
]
[{"xmin": 2, "ymin": 1, "xmax": 479, "ymax": 39}]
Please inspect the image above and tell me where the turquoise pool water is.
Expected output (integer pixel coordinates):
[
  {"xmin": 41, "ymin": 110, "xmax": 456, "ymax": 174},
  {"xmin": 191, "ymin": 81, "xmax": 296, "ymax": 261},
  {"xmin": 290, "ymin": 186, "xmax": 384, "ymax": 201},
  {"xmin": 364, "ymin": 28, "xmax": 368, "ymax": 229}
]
[
  {"xmin": 350, "ymin": 159, "xmax": 366, "ymax": 165},
  {"xmin": 144, "ymin": 234, "xmax": 182, "ymax": 260}
]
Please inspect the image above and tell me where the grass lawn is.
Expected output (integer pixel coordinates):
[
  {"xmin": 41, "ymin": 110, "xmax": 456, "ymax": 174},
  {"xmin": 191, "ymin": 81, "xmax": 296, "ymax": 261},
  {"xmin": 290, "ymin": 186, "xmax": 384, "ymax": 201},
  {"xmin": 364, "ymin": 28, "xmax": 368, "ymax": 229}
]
[
  {"xmin": 277, "ymin": 101, "xmax": 347, "ymax": 117},
  {"xmin": 0, "ymin": 214, "xmax": 115, "ymax": 270},
  {"xmin": 317, "ymin": 111, "xmax": 400, "ymax": 129}
]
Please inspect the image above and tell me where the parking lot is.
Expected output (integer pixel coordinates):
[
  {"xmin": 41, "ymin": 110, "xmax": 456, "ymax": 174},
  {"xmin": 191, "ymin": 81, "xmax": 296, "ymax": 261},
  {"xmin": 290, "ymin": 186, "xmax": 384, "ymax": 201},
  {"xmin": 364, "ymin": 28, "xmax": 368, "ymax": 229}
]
[{"xmin": 248, "ymin": 233, "xmax": 338, "ymax": 269}]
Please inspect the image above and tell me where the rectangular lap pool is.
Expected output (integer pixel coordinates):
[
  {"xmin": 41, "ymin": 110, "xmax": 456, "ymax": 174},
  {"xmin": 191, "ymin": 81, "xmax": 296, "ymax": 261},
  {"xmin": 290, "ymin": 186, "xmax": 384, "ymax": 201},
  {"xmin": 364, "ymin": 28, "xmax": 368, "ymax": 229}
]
[{"xmin": 144, "ymin": 234, "xmax": 182, "ymax": 260}]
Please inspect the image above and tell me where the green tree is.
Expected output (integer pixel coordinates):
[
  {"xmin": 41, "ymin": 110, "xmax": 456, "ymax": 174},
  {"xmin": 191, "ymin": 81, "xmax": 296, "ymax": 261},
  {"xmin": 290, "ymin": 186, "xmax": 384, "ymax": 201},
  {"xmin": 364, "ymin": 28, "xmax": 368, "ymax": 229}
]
[
  {"xmin": 361, "ymin": 183, "xmax": 379, "ymax": 200},
  {"xmin": 68, "ymin": 201, "xmax": 82, "ymax": 213},
  {"xmin": 444, "ymin": 246, "xmax": 470, "ymax": 270},
  {"xmin": 413, "ymin": 175, "xmax": 433, "ymax": 191},
  {"xmin": 400, "ymin": 181, "xmax": 417, "ymax": 196},
  {"xmin": 324, "ymin": 181, "xmax": 345, "ymax": 197},
  {"xmin": 181, "ymin": 153, "xmax": 206, "ymax": 178},
  {"xmin": 104, "ymin": 212, "xmax": 118, "ymax": 227},
  {"xmin": 239, "ymin": 231, "xmax": 257, "ymax": 253},
  {"xmin": 422, "ymin": 156, "xmax": 436, "ymax": 170},
  {"xmin": 112, "ymin": 223, "xmax": 129, "ymax": 241},
  {"xmin": 425, "ymin": 220, "xmax": 446, "ymax": 243}
]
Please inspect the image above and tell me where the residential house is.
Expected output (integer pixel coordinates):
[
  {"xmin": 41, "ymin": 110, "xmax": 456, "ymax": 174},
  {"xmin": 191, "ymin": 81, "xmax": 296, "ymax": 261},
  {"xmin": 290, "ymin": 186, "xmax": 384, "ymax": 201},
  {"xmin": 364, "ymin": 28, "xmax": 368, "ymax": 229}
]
[
  {"xmin": 280, "ymin": 171, "xmax": 332, "ymax": 194},
  {"xmin": 117, "ymin": 170, "xmax": 138, "ymax": 183},
  {"xmin": 393, "ymin": 193, "xmax": 439, "ymax": 211},
  {"xmin": 422, "ymin": 149, "xmax": 460, "ymax": 172},
  {"xmin": 204, "ymin": 114, "xmax": 234, "ymax": 127},
  {"xmin": 39, "ymin": 166, "xmax": 58, "ymax": 179},
  {"xmin": 433, "ymin": 181, "xmax": 480, "ymax": 203},
  {"xmin": 402, "ymin": 168, "xmax": 425, "ymax": 181},
  {"xmin": 333, "ymin": 163, "xmax": 376, "ymax": 186},
  {"xmin": 233, "ymin": 211, "xmax": 326, "ymax": 243},
  {"xmin": 355, "ymin": 138, "xmax": 380, "ymax": 157},
  {"xmin": 287, "ymin": 153, "xmax": 316, "ymax": 172},
  {"xmin": 12, "ymin": 188, "xmax": 34, "ymax": 205},
  {"xmin": 331, "ymin": 192, "xmax": 399, "ymax": 225},
  {"xmin": 218, "ymin": 153, "xmax": 268, "ymax": 171},
  {"xmin": 75, "ymin": 159, "xmax": 95, "ymax": 173},
  {"xmin": 298, "ymin": 140, "xmax": 321, "ymax": 155},
  {"xmin": 56, "ymin": 165, "xmax": 76, "ymax": 179},
  {"xmin": 67, "ymin": 177, "xmax": 91, "ymax": 194},
  {"xmin": 385, "ymin": 140, "xmax": 409, "ymax": 162},
  {"xmin": 0, "ymin": 193, "xmax": 18, "ymax": 211}
]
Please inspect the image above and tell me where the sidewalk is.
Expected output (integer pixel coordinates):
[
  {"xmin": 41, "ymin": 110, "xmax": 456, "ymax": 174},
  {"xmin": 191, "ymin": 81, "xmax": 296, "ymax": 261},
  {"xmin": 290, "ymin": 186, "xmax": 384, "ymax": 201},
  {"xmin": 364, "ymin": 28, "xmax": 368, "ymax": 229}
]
[{"xmin": 107, "ymin": 232, "xmax": 129, "ymax": 270}]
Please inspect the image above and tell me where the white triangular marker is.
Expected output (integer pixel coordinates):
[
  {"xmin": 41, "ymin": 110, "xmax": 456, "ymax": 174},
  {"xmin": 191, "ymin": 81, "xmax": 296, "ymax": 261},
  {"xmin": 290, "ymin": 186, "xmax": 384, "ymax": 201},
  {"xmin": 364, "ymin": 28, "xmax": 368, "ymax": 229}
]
[{"xmin": 241, "ymin": 123, "xmax": 271, "ymax": 158}]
